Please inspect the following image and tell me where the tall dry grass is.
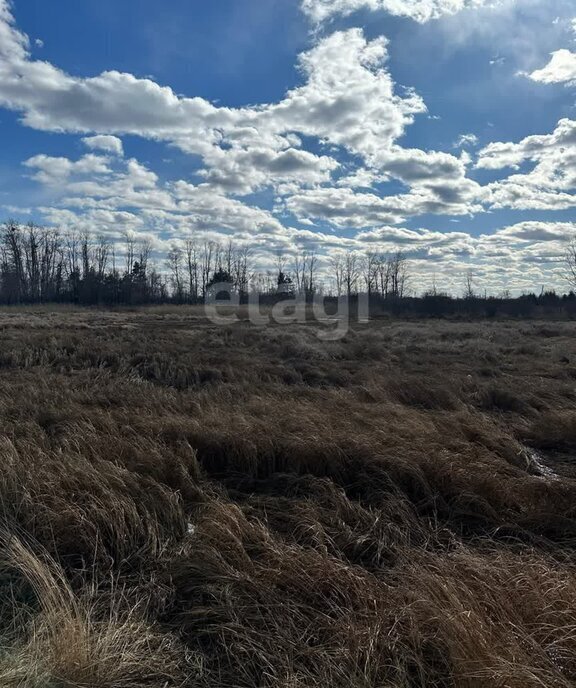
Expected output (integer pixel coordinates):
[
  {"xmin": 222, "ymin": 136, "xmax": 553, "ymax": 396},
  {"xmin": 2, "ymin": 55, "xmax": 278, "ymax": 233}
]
[{"xmin": 0, "ymin": 309, "xmax": 576, "ymax": 685}]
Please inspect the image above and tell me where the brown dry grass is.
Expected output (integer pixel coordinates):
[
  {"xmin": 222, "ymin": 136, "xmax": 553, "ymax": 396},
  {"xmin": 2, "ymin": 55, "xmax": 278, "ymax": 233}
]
[{"xmin": 0, "ymin": 308, "xmax": 576, "ymax": 686}]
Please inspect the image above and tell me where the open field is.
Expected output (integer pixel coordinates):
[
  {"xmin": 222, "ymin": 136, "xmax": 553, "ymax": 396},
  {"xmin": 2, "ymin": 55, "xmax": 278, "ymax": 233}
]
[{"xmin": 1, "ymin": 308, "xmax": 576, "ymax": 686}]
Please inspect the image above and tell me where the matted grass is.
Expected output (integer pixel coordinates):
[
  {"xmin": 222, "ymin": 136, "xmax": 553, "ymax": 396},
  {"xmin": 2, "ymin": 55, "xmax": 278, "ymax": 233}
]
[{"xmin": 0, "ymin": 309, "xmax": 576, "ymax": 686}]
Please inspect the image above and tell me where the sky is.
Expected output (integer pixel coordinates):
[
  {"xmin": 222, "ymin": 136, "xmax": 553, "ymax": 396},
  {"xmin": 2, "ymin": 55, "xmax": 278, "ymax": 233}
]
[{"xmin": 0, "ymin": 0, "xmax": 575, "ymax": 295}]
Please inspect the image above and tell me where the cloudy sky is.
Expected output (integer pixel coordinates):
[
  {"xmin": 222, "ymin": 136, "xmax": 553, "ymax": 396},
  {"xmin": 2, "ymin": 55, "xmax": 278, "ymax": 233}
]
[{"xmin": 0, "ymin": 0, "xmax": 575, "ymax": 294}]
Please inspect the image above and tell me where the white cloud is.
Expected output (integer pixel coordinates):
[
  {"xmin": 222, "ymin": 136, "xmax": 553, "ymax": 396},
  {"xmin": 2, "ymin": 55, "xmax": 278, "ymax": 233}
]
[
  {"xmin": 486, "ymin": 221, "xmax": 576, "ymax": 243},
  {"xmin": 0, "ymin": 2, "xmax": 430, "ymax": 197},
  {"xmin": 0, "ymin": 0, "xmax": 232, "ymax": 142},
  {"xmin": 199, "ymin": 147, "xmax": 339, "ymax": 195},
  {"xmin": 2, "ymin": 0, "xmax": 575, "ymax": 296},
  {"xmin": 284, "ymin": 180, "xmax": 483, "ymax": 227},
  {"xmin": 82, "ymin": 135, "xmax": 124, "ymax": 156},
  {"xmin": 356, "ymin": 225, "xmax": 475, "ymax": 257},
  {"xmin": 24, "ymin": 153, "xmax": 112, "ymax": 185},
  {"xmin": 284, "ymin": 187, "xmax": 414, "ymax": 226},
  {"xmin": 476, "ymin": 118, "xmax": 576, "ymax": 170},
  {"xmin": 454, "ymin": 133, "xmax": 479, "ymax": 148},
  {"xmin": 476, "ymin": 119, "xmax": 576, "ymax": 211},
  {"xmin": 300, "ymin": 0, "xmax": 503, "ymax": 24},
  {"xmin": 23, "ymin": 148, "xmax": 576, "ymax": 293},
  {"xmin": 486, "ymin": 181, "xmax": 576, "ymax": 211},
  {"xmin": 0, "ymin": 1, "xmax": 414, "ymax": 159},
  {"xmin": 0, "ymin": 1, "xmax": 486, "ymax": 222},
  {"xmin": 378, "ymin": 146, "xmax": 467, "ymax": 182},
  {"xmin": 528, "ymin": 49, "xmax": 576, "ymax": 84},
  {"xmin": 268, "ymin": 30, "xmax": 425, "ymax": 159},
  {"xmin": 25, "ymin": 152, "xmax": 290, "ymax": 241}
]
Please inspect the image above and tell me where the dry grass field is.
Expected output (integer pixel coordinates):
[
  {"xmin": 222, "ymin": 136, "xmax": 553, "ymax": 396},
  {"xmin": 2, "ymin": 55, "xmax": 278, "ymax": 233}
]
[{"xmin": 1, "ymin": 307, "xmax": 576, "ymax": 686}]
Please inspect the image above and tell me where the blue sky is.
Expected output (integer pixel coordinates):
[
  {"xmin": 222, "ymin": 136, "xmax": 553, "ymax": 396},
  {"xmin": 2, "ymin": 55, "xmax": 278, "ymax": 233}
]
[{"xmin": 0, "ymin": 0, "xmax": 575, "ymax": 294}]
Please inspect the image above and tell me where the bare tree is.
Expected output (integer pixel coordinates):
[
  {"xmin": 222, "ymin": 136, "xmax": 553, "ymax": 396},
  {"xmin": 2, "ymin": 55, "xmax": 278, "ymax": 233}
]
[
  {"xmin": 138, "ymin": 239, "xmax": 152, "ymax": 274},
  {"xmin": 64, "ymin": 232, "xmax": 80, "ymax": 279},
  {"xmin": 463, "ymin": 269, "xmax": 475, "ymax": 299},
  {"xmin": 124, "ymin": 232, "xmax": 136, "ymax": 275},
  {"xmin": 234, "ymin": 246, "xmax": 252, "ymax": 296},
  {"xmin": 1, "ymin": 222, "xmax": 65, "ymax": 302},
  {"xmin": 306, "ymin": 251, "xmax": 318, "ymax": 295},
  {"xmin": 375, "ymin": 253, "xmax": 391, "ymax": 297},
  {"xmin": 94, "ymin": 236, "xmax": 110, "ymax": 278},
  {"xmin": 388, "ymin": 251, "xmax": 408, "ymax": 298},
  {"xmin": 329, "ymin": 254, "xmax": 345, "ymax": 296},
  {"xmin": 201, "ymin": 241, "xmax": 215, "ymax": 297},
  {"xmin": 293, "ymin": 251, "xmax": 306, "ymax": 294},
  {"xmin": 23, "ymin": 223, "xmax": 40, "ymax": 301},
  {"xmin": 343, "ymin": 251, "xmax": 360, "ymax": 297},
  {"xmin": 275, "ymin": 251, "xmax": 293, "ymax": 294},
  {"xmin": 566, "ymin": 239, "xmax": 576, "ymax": 291},
  {"xmin": 80, "ymin": 232, "xmax": 92, "ymax": 279},
  {"xmin": 362, "ymin": 251, "xmax": 378, "ymax": 296},
  {"xmin": 224, "ymin": 240, "xmax": 235, "ymax": 279},
  {"xmin": 185, "ymin": 239, "xmax": 199, "ymax": 302},
  {"xmin": 166, "ymin": 246, "xmax": 183, "ymax": 300},
  {"xmin": 39, "ymin": 229, "xmax": 63, "ymax": 300}
]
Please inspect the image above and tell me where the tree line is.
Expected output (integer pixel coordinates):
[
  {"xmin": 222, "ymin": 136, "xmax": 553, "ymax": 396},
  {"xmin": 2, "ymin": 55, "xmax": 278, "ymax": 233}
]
[
  {"xmin": 2, "ymin": 221, "xmax": 575, "ymax": 318},
  {"xmin": 0, "ymin": 221, "xmax": 412, "ymax": 305},
  {"xmin": 0, "ymin": 222, "xmax": 165, "ymax": 305}
]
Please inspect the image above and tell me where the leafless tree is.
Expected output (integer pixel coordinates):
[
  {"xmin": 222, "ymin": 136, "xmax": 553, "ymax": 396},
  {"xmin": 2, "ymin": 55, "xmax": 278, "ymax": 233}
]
[
  {"xmin": 201, "ymin": 241, "xmax": 215, "ymax": 296},
  {"xmin": 375, "ymin": 253, "xmax": 391, "ymax": 297},
  {"xmin": 234, "ymin": 246, "xmax": 252, "ymax": 296},
  {"xmin": 343, "ymin": 251, "xmax": 360, "ymax": 296},
  {"xmin": 124, "ymin": 231, "xmax": 136, "ymax": 275},
  {"xmin": 362, "ymin": 251, "xmax": 378, "ymax": 296},
  {"xmin": 388, "ymin": 251, "xmax": 408, "ymax": 298},
  {"xmin": 138, "ymin": 239, "xmax": 152, "ymax": 273},
  {"xmin": 566, "ymin": 239, "xmax": 576, "ymax": 291},
  {"xmin": 306, "ymin": 251, "xmax": 318, "ymax": 295},
  {"xmin": 185, "ymin": 239, "xmax": 199, "ymax": 301},
  {"xmin": 166, "ymin": 246, "xmax": 183, "ymax": 299},
  {"xmin": 329, "ymin": 254, "xmax": 345, "ymax": 296},
  {"xmin": 81, "ymin": 233, "xmax": 92, "ymax": 279},
  {"xmin": 463, "ymin": 269, "xmax": 475, "ymax": 299},
  {"xmin": 94, "ymin": 236, "xmax": 110, "ymax": 278},
  {"xmin": 293, "ymin": 251, "xmax": 306, "ymax": 294}
]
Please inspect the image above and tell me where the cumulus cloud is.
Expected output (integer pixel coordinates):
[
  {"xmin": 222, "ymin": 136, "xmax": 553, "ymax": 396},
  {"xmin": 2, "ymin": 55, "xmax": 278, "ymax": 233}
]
[
  {"xmin": 528, "ymin": 49, "xmax": 576, "ymax": 84},
  {"xmin": 356, "ymin": 225, "xmax": 475, "ymax": 257},
  {"xmin": 2, "ymin": 0, "xmax": 575, "ymax": 294},
  {"xmin": 199, "ymin": 147, "xmax": 339, "ymax": 195},
  {"xmin": 192, "ymin": 28, "xmax": 425, "ymax": 194},
  {"xmin": 379, "ymin": 146, "xmax": 467, "ymax": 183},
  {"xmin": 0, "ymin": 0, "xmax": 235, "ymax": 146},
  {"xmin": 476, "ymin": 119, "xmax": 576, "ymax": 211},
  {"xmin": 487, "ymin": 221, "xmax": 576, "ymax": 243},
  {"xmin": 0, "ymin": 3, "xmax": 434, "ymax": 198},
  {"xmin": 454, "ymin": 133, "xmax": 479, "ymax": 148},
  {"xmin": 476, "ymin": 119, "xmax": 576, "ymax": 170},
  {"xmin": 300, "ymin": 0, "xmax": 503, "ymax": 24},
  {"xmin": 24, "ymin": 152, "xmax": 289, "ymax": 241},
  {"xmin": 0, "ymin": 1, "xmax": 482, "ymax": 219},
  {"xmin": 24, "ymin": 153, "xmax": 113, "ymax": 185},
  {"xmin": 0, "ymin": 3, "xmax": 418, "ymax": 178},
  {"xmin": 263, "ymin": 29, "xmax": 426, "ymax": 165},
  {"xmin": 284, "ymin": 180, "xmax": 483, "ymax": 227},
  {"xmin": 23, "ymin": 148, "xmax": 576, "ymax": 293},
  {"xmin": 82, "ymin": 135, "xmax": 124, "ymax": 156},
  {"xmin": 284, "ymin": 187, "xmax": 414, "ymax": 227}
]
